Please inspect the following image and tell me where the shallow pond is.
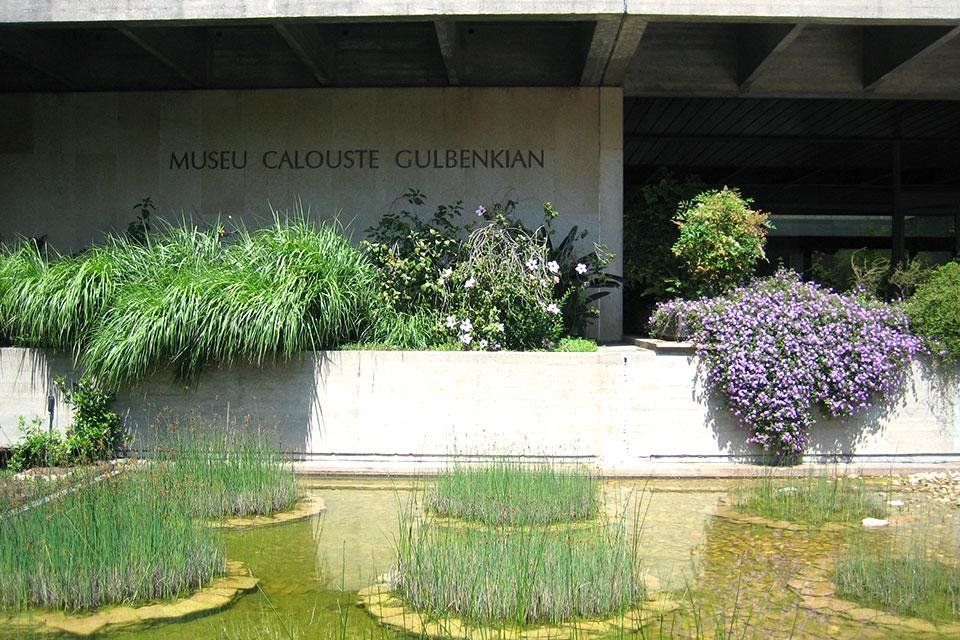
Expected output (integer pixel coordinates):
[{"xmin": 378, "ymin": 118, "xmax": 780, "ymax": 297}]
[{"xmin": 2, "ymin": 476, "xmax": 958, "ymax": 639}]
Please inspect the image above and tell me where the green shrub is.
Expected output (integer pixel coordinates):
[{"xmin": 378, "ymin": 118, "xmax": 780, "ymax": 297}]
[
  {"xmin": 7, "ymin": 417, "xmax": 67, "ymax": 472},
  {"xmin": 56, "ymin": 376, "xmax": 125, "ymax": 463},
  {"xmin": 905, "ymin": 261, "xmax": 960, "ymax": 361},
  {"xmin": 671, "ymin": 187, "xmax": 771, "ymax": 297},
  {"xmin": 426, "ymin": 462, "xmax": 599, "ymax": 526},
  {"xmin": 554, "ymin": 337, "xmax": 598, "ymax": 352},
  {"xmin": 0, "ymin": 466, "xmax": 223, "ymax": 610}
]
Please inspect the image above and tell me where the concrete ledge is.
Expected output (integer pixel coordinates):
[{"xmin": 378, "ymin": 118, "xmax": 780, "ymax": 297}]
[{"xmin": 625, "ymin": 335, "xmax": 695, "ymax": 355}]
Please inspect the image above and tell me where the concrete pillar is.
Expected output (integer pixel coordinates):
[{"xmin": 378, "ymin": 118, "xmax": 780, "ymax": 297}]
[{"xmin": 597, "ymin": 87, "xmax": 623, "ymax": 342}]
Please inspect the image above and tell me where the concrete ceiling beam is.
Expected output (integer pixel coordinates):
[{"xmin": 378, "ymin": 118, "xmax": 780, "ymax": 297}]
[
  {"xmin": 0, "ymin": 29, "xmax": 82, "ymax": 89},
  {"xmin": 274, "ymin": 22, "xmax": 335, "ymax": 86},
  {"xmin": 434, "ymin": 21, "xmax": 462, "ymax": 85},
  {"xmin": 863, "ymin": 24, "xmax": 960, "ymax": 90},
  {"xmin": 580, "ymin": 16, "xmax": 620, "ymax": 85},
  {"xmin": 118, "ymin": 27, "xmax": 207, "ymax": 88},
  {"xmin": 737, "ymin": 23, "xmax": 806, "ymax": 91},
  {"xmin": 600, "ymin": 15, "xmax": 647, "ymax": 86}
]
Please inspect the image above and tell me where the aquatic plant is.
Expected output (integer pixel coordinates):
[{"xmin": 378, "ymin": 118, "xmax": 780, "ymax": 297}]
[
  {"xmin": 650, "ymin": 270, "xmax": 924, "ymax": 459},
  {"xmin": 835, "ymin": 535, "xmax": 960, "ymax": 622},
  {"xmin": 733, "ymin": 474, "xmax": 886, "ymax": 525},
  {"xmin": 425, "ymin": 462, "xmax": 599, "ymax": 526},
  {"xmin": 0, "ymin": 466, "xmax": 223, "ymax": 610},
  {"xmin": 395, "ymin": 513, "xmax": 643, "ymax": 625},
  {"xmin": 152, "ymin": 426, "xmax": 298, "ymax": 518}
]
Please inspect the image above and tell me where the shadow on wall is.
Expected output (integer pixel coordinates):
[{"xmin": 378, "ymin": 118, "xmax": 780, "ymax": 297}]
[
  {"xmin": 701, "ymin": 358, "xmax": 959, "ymax": 463},
  {"xmin": 115, "ymin": 352, "xmax": 327, "ymax": 457},
  {"xmin": 0, "ymin": 348, "xmax": 76, "ymax": 448}
]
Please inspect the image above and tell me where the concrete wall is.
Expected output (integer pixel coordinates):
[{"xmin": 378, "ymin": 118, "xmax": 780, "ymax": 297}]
[
  {"xmin": 0, "ymin": 86, "xmax": 623, "ymax": 339},
  {"xmin": 3, "ymin": 1, "xmax": 957, "ymax": 23},
  {"xmin": 2, "ymin": 347, "xmax": 957, "ymax": 468}
]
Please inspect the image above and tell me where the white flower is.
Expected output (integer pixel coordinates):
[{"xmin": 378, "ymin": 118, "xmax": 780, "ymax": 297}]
[
  {"xmin": 547, "ymin": 260, "xmax": 560, "ymax": 274},
  {"xmin": 475, "ymin": 205, "xmax": 486, "ymax": 217},
  {"xmin": 478, "ymin": 339, "xmax": 489, "ymax": 349},
  {"xmin": 526, "ymin": 258, "xmax": 538, "ymax": 270},
  {"xmin": 445, "ymin": 315, "xmax": 457, "ymax": 329},
  {"xmin": 575, "ymin": 262, "xmax": 588, "ymax": 275},
  {"xmin": 494, "ymin": 322, "xmax": 505, "ymax": 333},
  {"xmin": 464, "ymin": 277, "xmax": 475, "ymax": 289},
  {"xmin": 460, "ymin": 333, "xmax": 473, "ymax": 345},
  {"xmin": 552, "ymin": 276, "xmax": 560, "ymax": 284},
  {"xmin": 460, "ymin": 318, "xmax": 473, "ymax": 333},
  {"xmin": 439, "ymin": 267, "xmax": 453, "ymax": 280},
  {"xmin": 546, "ymin": 303, "xmax": 561, "ymax": 315}
]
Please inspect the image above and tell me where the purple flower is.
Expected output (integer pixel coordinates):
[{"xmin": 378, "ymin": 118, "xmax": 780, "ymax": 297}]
[{"xmin": 475, "ymin": 205, "xmax": 487, "ymax": 217}]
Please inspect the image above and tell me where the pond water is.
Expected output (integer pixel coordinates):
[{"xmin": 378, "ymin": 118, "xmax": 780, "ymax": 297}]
[{"xmin": 2, "ymin": 476, "xmax": 958, "ymax": 639}]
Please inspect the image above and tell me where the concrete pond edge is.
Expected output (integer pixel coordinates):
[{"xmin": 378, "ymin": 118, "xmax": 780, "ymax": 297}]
[{"xmin": 2, "ymin": 560, "xmax": 259, "ymax": 636}]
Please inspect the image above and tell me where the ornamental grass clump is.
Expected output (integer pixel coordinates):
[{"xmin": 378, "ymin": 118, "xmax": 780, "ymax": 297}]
[
  {"xmin": 735, "ymin": 474, "xmax": 885, "ymax": 525},
  {"xmin": 0, "ymin": 466, "xmax": 223, "ymax": 610},
  {"xmin": 395, "ymin": 514, "xmax": 643, "ymax": 625},
  {"xmin": 425, "ymin": 462, "xmax": 599, "ymax": 526},
  {"xmin": 153, "ymin": 428, "xmax": 298, "ymax": 518},
  {"xmin": 650, "ymin": 270, "xmax": 925, "ymax": 460},
  {"xmin": 835, "ymin": 536, "xmax": 960, "ymax": 622}
]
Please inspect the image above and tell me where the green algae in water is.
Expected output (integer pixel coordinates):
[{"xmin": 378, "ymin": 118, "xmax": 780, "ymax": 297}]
[
  {"xmin": 836, "ymin": 536, "xmax": 960, "ymax": 623},
  {"xmin": 733, "ymin": 474, "xmax": 886, "ymax": 526},
  {"xmin": 425, "ymin": 462, "xmax": 599, "ymax": 526}
]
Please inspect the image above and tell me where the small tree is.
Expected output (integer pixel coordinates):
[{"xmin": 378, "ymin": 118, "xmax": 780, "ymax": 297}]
[{"xmin": 670, "ymin": 187, "xmax": 771, "ymax": 297}]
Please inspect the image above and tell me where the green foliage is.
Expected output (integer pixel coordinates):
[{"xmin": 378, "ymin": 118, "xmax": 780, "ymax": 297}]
[
  {"xmin": 363, "ymin": 191, "xmax": 618, "ymax": 347},
  {"xmin": 7, "ymin": 417, "xmax": 67, "ymax": 472},
  {"xmin": 835, "ymin": 536, "xmax": 960, "ymax": 622},
  {"xmin": 0, "ymin": 465, "xmax": 223, "ymax": 610},
  {"xmin": 554, "ymin": 337, "xmax": 598, "ymax": 352},
  {"xmin": 671, "ymin": 187, "xmax": 771, "ymax": 297},
  {"xmin": 425, "ymin": 463, "xmax": 600, "ymax": 526},
  {"xmin": 734, "ymin": 474, "xmax": 885, "ymax": 526},
  {"xmin": 151, "ymin": 426, "xmax": 298, "ymax": 518},
  {"xmin": 0, "ymin": 216, "xmax": 381, "ymax": 386},
  {"xmin": 56, "ymin": 376, "xmax": 124, "ymax": 463},
  {"xmin": 127, "ymin": 196, "xmax": 155, "ymax": 245},
  {"xmin": 905, "ymin": 261, "xmax": 960, "ymax": 361}
]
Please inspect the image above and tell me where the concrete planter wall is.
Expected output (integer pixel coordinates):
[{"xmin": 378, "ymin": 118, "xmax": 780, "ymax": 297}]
[{"xmin": 1, "ymin": 346, "xmax": 958, "ymax": 469}]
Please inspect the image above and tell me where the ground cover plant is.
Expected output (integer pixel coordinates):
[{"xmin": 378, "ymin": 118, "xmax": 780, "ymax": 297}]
[
  {"xmin": 425, "ymin": 462, "xmax": 599, "ymax": 526},
  {"xmin": 0, "ymin": 217, "xmax": 385, "ymax": 386},
  {"xmin": 0, "ymin": 465, "xmax": 223, "ymax": 610},
  {"xmin": 395, "ymin": 515, "xmax": 643, "ymax": 626},
  {"xmin": 650, "ymin": 270, "xmax": 924, "ymax": 460},
  {"xmin": 734, "ymin": 474, "xmax": 885, "ymax": 526},
  {"xmin": 152, "ymin": 427, "xmax": 298, "ymax": 518},
  {"xmin": 835, "ymin": 536, "xmax": 960, "ymax": 622}
]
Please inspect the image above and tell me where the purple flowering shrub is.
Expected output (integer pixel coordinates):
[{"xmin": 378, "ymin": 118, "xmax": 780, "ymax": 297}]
[{"xmin": 650, "ymin": 270, "xmax": 925, "ymax": 458}]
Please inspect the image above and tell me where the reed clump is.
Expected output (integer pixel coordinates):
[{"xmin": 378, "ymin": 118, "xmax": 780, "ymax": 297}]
[
  {"xmin": 0, "ymin": 466, "xmax": 223, "ymax": 610},
  {"xmin": 425, "ymin": 462, "xmax": 600, "ymax": 526},
  {"xmin": 154, "ymin": 427, "xmax": 298, "ymax": 518},
  {"xmin": 835, "ymin": 537, "xmax": 960, "ymax": 622},
  {"xmin": 734, "ymin": 473, "xmax": 885, "ymax": 525}
]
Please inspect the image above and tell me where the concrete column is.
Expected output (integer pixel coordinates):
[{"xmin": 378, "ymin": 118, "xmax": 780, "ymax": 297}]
[{"xmin": 597, "ymin": 87, "xmax": 623, "ymax": 342}]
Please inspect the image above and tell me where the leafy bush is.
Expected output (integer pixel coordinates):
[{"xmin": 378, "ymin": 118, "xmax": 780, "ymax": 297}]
[
  {"xmin": 364, "ymin": 191, "xmax": 617, "ymax": 349},
  {"xmin": 671, "ymin": 187, "xmax": 771, "ymax": 297},
  {"xmin": 905, "ymin": 261, "xmax": 960, "ymax": 361},
  {"xmin": 554, "ymin": 337, "xmax": 598, "ymax": 352},
  {"xmin": 7, "ymin": 417, "xmax": 67, "ymax": 472},
  {"xmin": 650, "ymin": 270, "xmax": 924, "ymax": 460}
]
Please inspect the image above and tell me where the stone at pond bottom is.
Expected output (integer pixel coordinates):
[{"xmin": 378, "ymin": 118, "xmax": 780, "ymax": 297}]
[
  {"xmin": 861, "ymin": 518, "xmax": 888, "ymax": 528},
  {"xmin": 887, "ymin": 500, "xmax": 905, "ymax": 507},
  {"xmin": 845, "ymin": 607, "xmax": 880, "ymax": 622}
]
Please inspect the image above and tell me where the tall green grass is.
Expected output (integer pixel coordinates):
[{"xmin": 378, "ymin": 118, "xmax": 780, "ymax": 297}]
[
  {"xmin": 734, "ymin": 473, "xmax": 885, "ymax": 526},
  {"xmin": 835, "ymin": 536, "xmax": 960, "ymax": 622},
  {"xmin": 425, "ymin": 462, "xmax": 600, "ymax": 526},
  {"xmin": 0, "ymin": 217, "xmax": 418, "ymax": 386},
  {"xmin": 0, "ymin": 466, "xmax": 223, "ymax": 610},
  {"xmin": 395, "ymin": 514, "xmax": 644, "ymax": 625},
  {"xmin": 153, "ymin": 427, "xmax": 298, "ymax": 518}
]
